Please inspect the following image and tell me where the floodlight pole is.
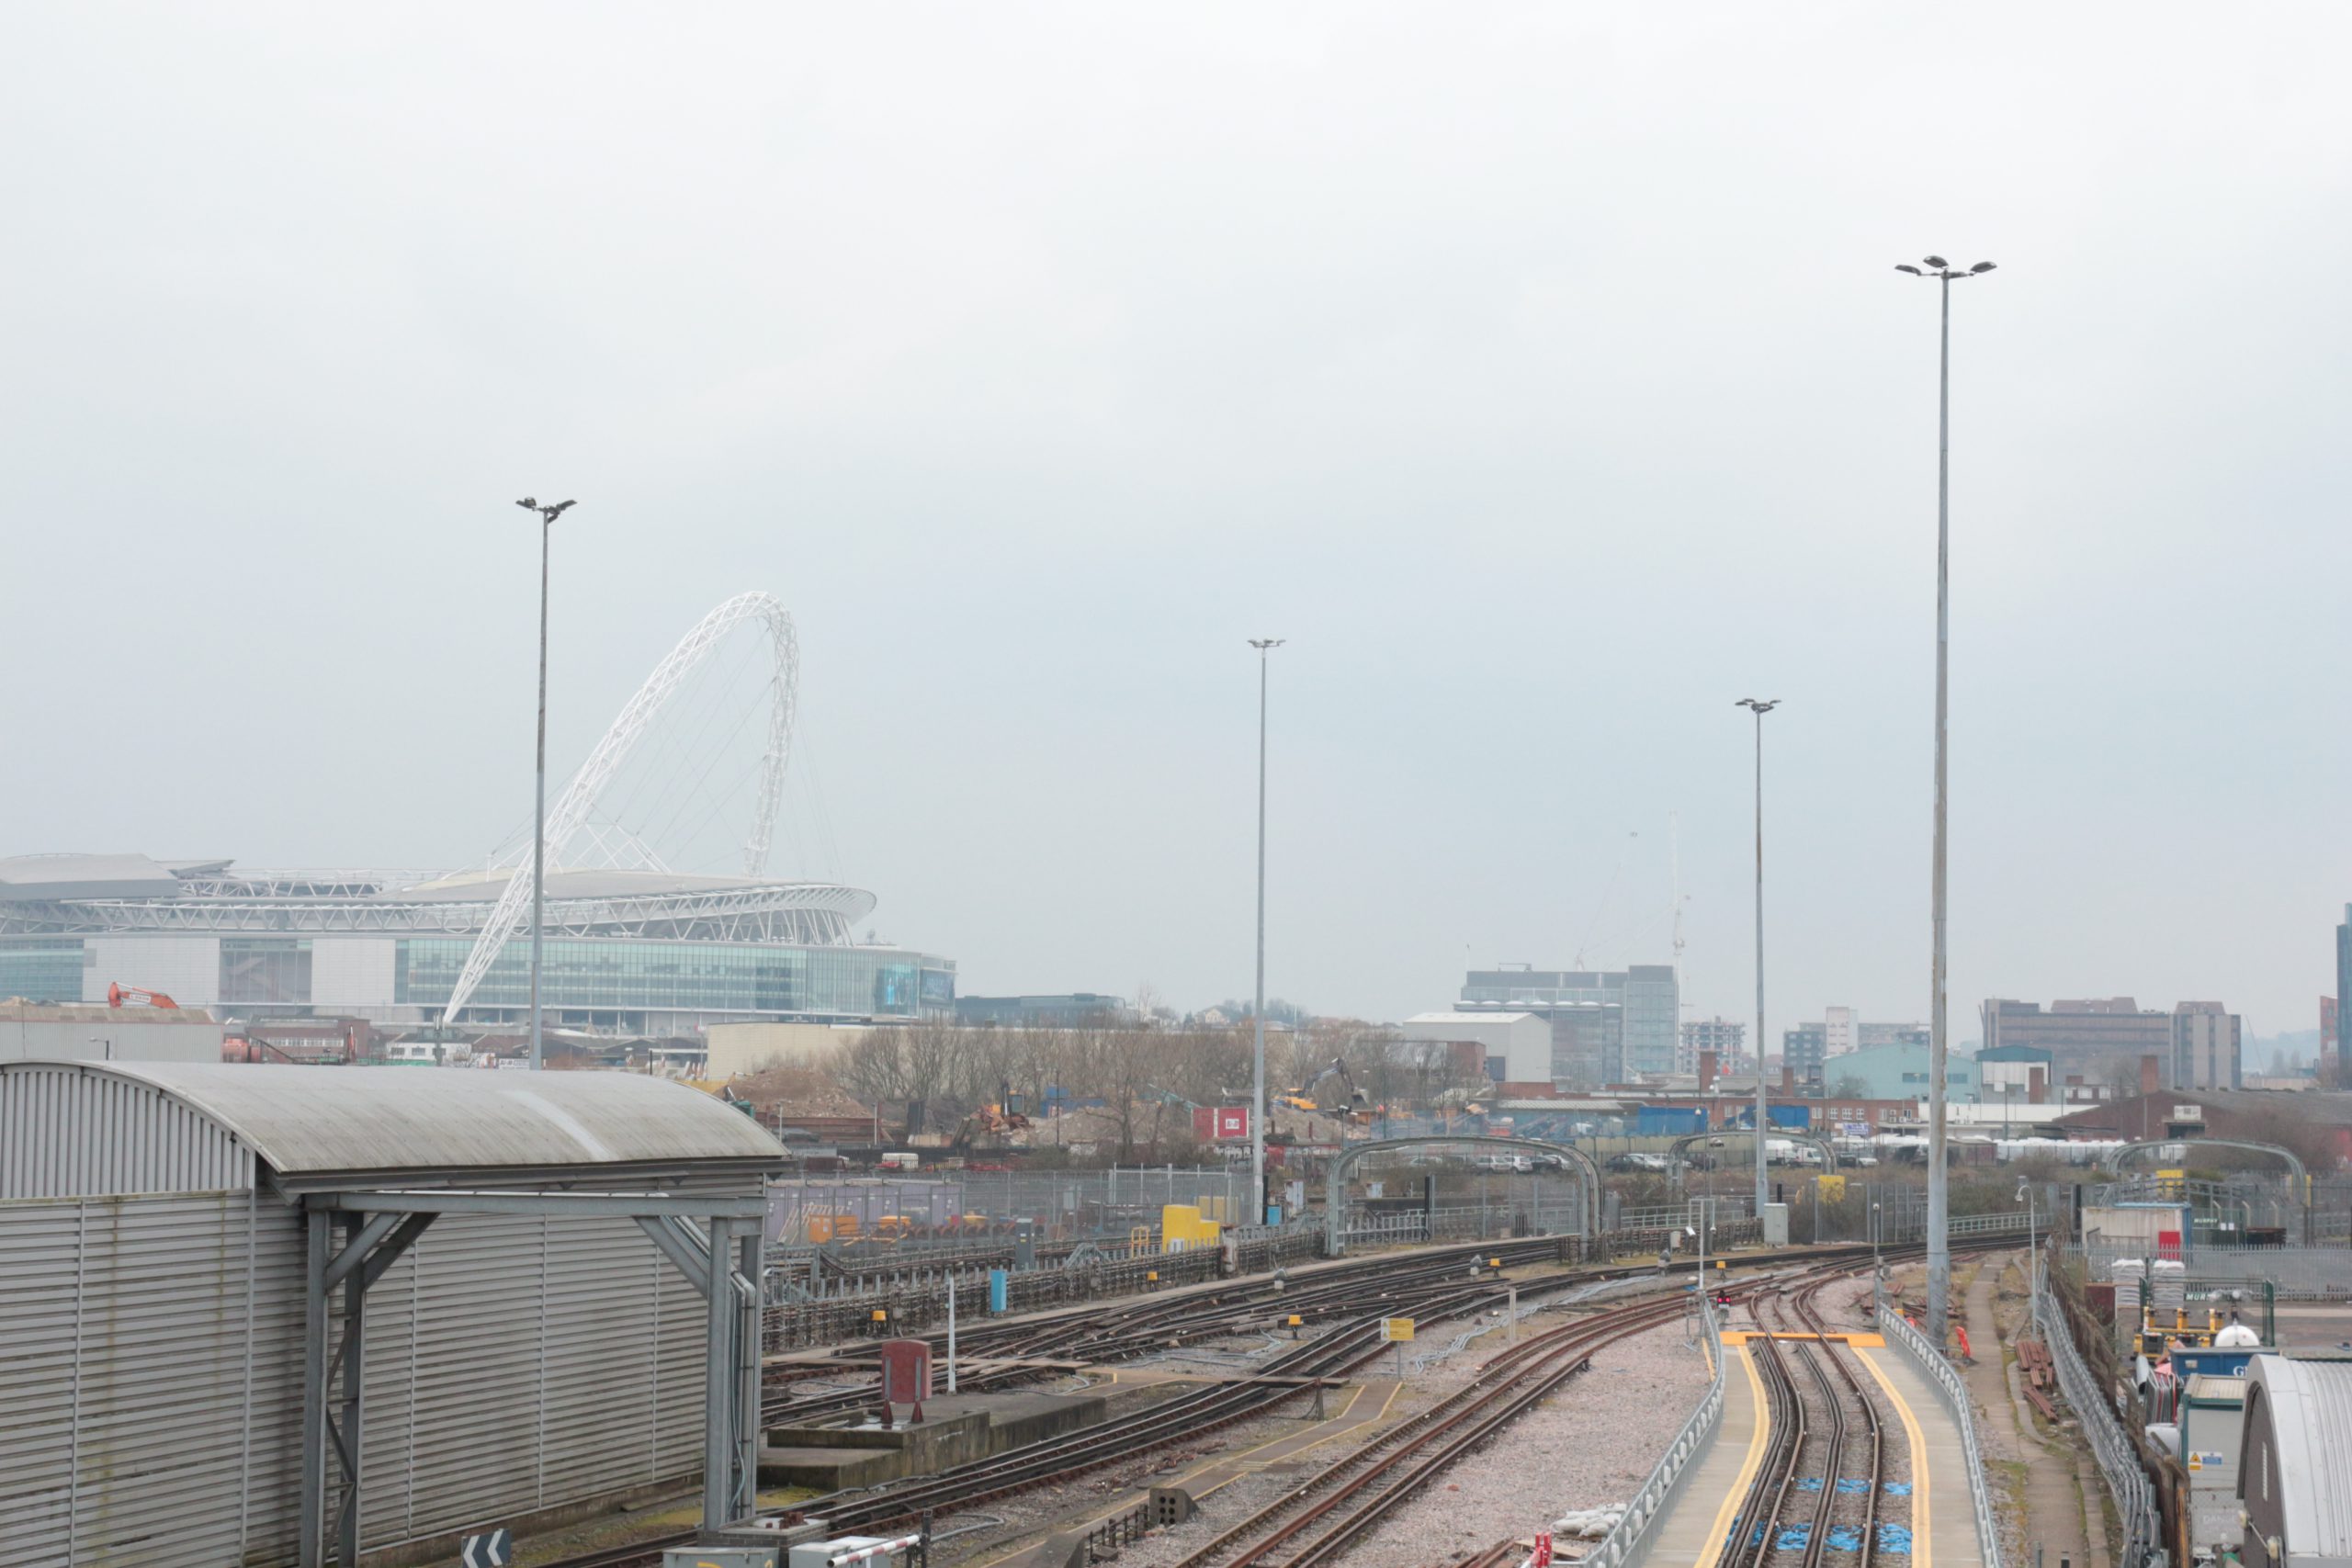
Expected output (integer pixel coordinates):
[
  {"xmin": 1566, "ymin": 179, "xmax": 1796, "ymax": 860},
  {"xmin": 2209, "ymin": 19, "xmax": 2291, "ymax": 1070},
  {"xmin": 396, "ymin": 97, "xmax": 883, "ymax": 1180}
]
[
  {"xmin": 517, "ymin": 498, "xmax": 576, "ymax": 1072},
  {"xmin": 1897, "ymin": 255, "xmax": 1994, "ymax": 1350},
  {"xmin": 1250, "ymin": 638, "xmax": 1284, "ymax": 1225},
  {"xmin": 1736, "ymin": 698, "xmax": 1779, "ymax": 1217}
]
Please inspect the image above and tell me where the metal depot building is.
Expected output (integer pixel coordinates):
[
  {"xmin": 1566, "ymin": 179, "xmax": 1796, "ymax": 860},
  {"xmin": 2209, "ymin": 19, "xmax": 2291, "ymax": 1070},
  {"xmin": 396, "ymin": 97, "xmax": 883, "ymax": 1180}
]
[{"xmin": 0, "ymin": 1060, "xmax": 786, "ymax": 1567}]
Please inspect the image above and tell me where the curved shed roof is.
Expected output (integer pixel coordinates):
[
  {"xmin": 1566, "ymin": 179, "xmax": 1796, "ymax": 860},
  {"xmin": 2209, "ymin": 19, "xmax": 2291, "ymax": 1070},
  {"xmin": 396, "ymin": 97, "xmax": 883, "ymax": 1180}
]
[
  {"xmin": 2245, "ymin": 1355, "xmax": 2352, "ymax": 1566},
  {"xmin": 0, "ymin": 1060, "xmax": 786, "ymax": 1199}
]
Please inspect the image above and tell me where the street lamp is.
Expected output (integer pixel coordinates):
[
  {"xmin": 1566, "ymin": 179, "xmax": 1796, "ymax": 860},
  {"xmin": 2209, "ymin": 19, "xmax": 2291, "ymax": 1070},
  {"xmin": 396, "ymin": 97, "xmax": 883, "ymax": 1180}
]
[
  {"xmin": 1248, "ymin": 637, "xmax": 1284, "ymax": 1224},
  {"xmin": 515, "ymin": 496, "xmax": 576, "ymax": 1072},
  {"xmin": 2017, "ymin": 1177, "xmax": 2037, "ymax": 1297},
  {"xmin": 1736, "ymin": 697, "xmax": 1779, "ymax": 1218},
  {"xmin": 1871, "ymin": 1199, "xmax": 1884, "ymax": 1314},
  {"xmin": 1895, "ymin": 254, "xmax": 1996, "ymax": 1351}
]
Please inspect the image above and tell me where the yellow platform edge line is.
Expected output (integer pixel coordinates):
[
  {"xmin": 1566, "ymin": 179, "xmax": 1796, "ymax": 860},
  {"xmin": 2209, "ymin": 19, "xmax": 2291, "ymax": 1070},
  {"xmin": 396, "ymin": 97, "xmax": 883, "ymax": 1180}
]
[
  {"xmin": 1693, "ymin": 1345, "xmax": 1770, "ymax": 1568},
  {"xmin": 1852, "ymin": 1348, "xmax": 1931, "ymax": 1568},
  {"xmin": 1718, "ymin": 1332, "xmax": 1886, "ymax": 1348}
]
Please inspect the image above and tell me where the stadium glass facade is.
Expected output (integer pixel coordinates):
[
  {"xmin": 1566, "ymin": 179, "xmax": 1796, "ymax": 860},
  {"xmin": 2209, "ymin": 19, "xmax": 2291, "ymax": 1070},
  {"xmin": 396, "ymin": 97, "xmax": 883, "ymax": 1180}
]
[
  {"xmin": 0, "ymin": 936, "xmax": 84, "ymax": 1002},
  {"xmin": 393, "ymin": 937, "xmax": 944, "ymax": 1021}
]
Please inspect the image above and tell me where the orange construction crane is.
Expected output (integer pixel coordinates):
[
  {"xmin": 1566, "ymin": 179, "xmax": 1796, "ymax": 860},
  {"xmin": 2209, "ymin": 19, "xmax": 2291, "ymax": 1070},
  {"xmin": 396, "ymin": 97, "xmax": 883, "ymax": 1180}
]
[{"xmin": 107, "ymin": 982, "xmax": 180, "ymax": 1010}]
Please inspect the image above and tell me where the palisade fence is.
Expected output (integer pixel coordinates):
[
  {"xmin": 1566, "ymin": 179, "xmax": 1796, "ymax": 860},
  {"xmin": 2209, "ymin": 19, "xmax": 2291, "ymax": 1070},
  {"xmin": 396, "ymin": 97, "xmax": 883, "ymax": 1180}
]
[
  {"xmin": 2066, "ymin": 1239, "xmax": 2352, "ymax": 1301},
  {"xmin": 760, "ymin": 1221, "xmax": 1326, "ymax": 1350},
  {"xmin": 1880, "ymin": 1302, "xmax": 2007, "ymax": 1568}
]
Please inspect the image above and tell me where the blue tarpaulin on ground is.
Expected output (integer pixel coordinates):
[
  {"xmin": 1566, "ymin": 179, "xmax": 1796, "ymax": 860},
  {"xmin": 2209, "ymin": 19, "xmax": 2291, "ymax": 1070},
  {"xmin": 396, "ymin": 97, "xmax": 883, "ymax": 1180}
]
[
  {"xmin": 1877, "ymin": 1523, "xmax": 1915, "ymax": 1553},
  {"xmin": 1826, "ymin": 1526, "xmax": 1865, "ymax": 1551}
]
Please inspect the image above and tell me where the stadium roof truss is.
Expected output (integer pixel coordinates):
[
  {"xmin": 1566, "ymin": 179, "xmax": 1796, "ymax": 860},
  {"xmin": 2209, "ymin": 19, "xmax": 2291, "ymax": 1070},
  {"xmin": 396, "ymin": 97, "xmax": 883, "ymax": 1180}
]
[
  {"xmin": 439, "ymin": 592, "xmax": 800, "ymax": 1021},
  {"xmin": 0, "ymin": 881, "xmax": 874, "ymax": 943}
]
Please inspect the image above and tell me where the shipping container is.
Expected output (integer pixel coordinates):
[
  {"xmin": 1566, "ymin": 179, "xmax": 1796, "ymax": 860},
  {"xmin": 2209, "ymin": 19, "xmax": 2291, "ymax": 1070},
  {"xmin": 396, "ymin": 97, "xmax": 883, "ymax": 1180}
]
[{"xmin": 1634, "ymin": 1106, "xmax": 1707, "ymax": 1136}]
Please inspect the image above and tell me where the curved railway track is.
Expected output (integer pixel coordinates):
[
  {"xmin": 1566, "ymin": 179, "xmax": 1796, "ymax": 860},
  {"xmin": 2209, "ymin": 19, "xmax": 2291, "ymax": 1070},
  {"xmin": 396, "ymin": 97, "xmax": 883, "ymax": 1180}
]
[
  {"xmin": 548, "ymin": 1233, "xmax": 2009, "ymax": 1568},
  {"xmin": 1723, "ymin": 1262, "xmax": 1892, "ymax": 1568},
  {"xmin": 1161, "ymin": 1286, "xmax": 1708, "ymax": 1568}
]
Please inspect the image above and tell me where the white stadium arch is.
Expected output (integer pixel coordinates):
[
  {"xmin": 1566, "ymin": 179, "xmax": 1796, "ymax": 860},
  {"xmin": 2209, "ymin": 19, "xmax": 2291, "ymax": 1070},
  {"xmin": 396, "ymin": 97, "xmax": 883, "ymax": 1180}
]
[{"xmin": 438, "ymin": 591, "xmax": 799, "ymax": 1024}]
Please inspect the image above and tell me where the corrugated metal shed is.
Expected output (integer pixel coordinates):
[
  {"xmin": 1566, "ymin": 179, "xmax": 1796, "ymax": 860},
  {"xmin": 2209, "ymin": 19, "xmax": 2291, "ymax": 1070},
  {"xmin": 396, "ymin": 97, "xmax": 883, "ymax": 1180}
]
[
  {"xmin": 0, "ymin": 1060, "xmax": 782, "ymax": 1197},
  {"xmin": 2245, "ymin": 1355, "xmax": 2352, "ymax": 1566},
  {"xmin": 0, "ymin": 1062, "xmax": 782, "ymax": 1567}
]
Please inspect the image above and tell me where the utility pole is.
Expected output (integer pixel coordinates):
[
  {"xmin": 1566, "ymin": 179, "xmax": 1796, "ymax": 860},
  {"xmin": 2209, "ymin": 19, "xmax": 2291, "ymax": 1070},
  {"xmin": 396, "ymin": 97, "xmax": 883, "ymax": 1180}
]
[
  {"xmin": 1249, "ymin": 637, "xmax": 1284, "ymax": 1225},
  {"xmin": 1736, "ymin": 698, "xmax": 1779, "ymax": 1216},
  {"xmin": 514, "ymin": 497, "xmax": 576, "ymax": 1072},
  {"xmin": 1895, "ymin": 254, "xmax": 1996, "ymax": 1349}
]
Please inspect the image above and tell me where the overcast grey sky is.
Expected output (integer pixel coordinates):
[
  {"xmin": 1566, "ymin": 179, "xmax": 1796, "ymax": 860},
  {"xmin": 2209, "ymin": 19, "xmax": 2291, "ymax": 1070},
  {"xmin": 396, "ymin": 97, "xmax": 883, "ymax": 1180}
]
[{"xmin": 5, "ymin": 6, "xmax": 2349, "ymax": 1039}]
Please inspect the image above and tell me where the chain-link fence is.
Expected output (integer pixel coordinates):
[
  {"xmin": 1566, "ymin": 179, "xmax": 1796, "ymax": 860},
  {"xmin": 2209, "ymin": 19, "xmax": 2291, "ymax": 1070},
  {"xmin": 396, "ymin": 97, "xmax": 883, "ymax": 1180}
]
[{"xmin": 766, "ymin": 1165, "xmax": 1250, "ymax": 1246}]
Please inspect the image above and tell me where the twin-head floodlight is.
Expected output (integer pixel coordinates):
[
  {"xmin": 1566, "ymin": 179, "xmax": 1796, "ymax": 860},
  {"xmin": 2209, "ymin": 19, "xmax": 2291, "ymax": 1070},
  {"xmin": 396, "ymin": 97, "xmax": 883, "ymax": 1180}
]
[
  {"xmin": 1736, "ymin": 697, "xmax": 1781, "ymax": 716},
  {"xmin": 515, "ymin": 497, "xmax": 578, "ymax": 524},
  {"xmin": 1895, "ymin": 256, "xmax": 1997, "ymax": 278}
]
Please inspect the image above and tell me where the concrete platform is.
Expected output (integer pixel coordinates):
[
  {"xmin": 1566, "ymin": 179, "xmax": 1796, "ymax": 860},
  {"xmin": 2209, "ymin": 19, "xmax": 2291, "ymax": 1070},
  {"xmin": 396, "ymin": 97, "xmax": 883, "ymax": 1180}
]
[
  {"xmin": 760, "ymin": 1390, "xmax": 1110, "ymax": 1488},
  {"xmin": 1635, "ymin": 1338, "xmax": 1985, "ymax": 1568}
]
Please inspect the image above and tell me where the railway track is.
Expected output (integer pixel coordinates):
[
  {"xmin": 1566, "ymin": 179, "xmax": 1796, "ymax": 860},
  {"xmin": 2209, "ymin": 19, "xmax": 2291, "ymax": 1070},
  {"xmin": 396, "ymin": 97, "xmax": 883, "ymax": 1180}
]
[
  {"xmin": 761, "ymin": 1237, "xmax": 1570, "ymax": 1422},
  {"xmin": 551, "ymin": 1245, "xmax": 1567, "ymax": 1568},
  {"xmin": 1161, "ymin": 1285, "xmax": 1706, "ymax": 1568},
  {"xmin": 1723, "ymin": 1262, "xmax": 1894, "ymax": 1568},
  {"xmin": 548, "ymin": 1234, "xmax": 2007, "ymax": 1568}
]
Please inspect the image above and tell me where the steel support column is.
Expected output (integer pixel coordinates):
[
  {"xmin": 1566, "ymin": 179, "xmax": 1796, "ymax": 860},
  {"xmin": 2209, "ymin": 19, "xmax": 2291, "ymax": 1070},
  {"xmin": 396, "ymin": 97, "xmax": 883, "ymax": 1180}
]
[
  {"xmin": 336, "ymin": 1217, "xmax": 366, "ymax": 1568},
  {"xmin": 736, "ymin": 1228, "xmax": 762, "ymax": 1521},
  {"xmin": 300, "ymin": 1206, "xmax": 438, "ymax": 1567},
  {"xmin": 300, "ymin": 1209, "xmax": 330, "ymax": 1567},
  {"xmin": 703, "ymin": 1216, "xmax": 737, "ymax": 1533}
]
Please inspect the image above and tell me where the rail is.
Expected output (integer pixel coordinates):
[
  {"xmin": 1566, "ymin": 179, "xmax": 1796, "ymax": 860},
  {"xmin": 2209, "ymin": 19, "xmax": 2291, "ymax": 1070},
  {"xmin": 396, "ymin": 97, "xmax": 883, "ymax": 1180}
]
[
  {"xmin": 2032, "ymin": 1271, "xmax": 2158, "ymax": 1568},
  {"xmin": 1878, "ymin": 1301, "xmax": 2006, "ymax": 1568},
  {"xmin": 1576, "ymin": 1297, "xmax": 1724, "ymax": 1568}
]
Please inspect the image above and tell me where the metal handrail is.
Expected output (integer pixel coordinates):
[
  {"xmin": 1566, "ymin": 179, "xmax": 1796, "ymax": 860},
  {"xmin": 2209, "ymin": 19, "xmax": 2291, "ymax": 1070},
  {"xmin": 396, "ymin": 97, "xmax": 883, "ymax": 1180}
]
[
  {"xmin": 1577, "ymin": 1297, "xmax": 1725, "ymax": 1568},
  {"xmin": 1947, "ymin": 1211, "xmax": 2035, "ymax": 1236},
  {"xmin": 1880, "ymin": 1303, "xmax": 2007, "ymax": 1568},
  {"xmin": 2032, "ymin": 1274, "xmax": 2158, "ymax": 1568}
]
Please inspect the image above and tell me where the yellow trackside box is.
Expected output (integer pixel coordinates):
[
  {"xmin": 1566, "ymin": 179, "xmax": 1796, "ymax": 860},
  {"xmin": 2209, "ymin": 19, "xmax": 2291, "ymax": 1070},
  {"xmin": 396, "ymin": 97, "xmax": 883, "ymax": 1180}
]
[{"xmin": 1160, "ymin": 1204, "xmax": 1221, "ymax": 1252}]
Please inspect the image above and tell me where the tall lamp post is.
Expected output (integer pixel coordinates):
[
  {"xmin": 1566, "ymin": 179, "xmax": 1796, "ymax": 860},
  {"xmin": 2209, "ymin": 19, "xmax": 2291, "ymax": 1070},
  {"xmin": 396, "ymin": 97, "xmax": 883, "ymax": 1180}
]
[
  {"xmin": 1895, "ymin": 254, "xmax": 1996, "ymax": 1350},
  {"xmin": 515, "ymin": 497, "xmax": 576, "ymax": 1072},
  {"xmin": 1736, "ymin": 697, "xmax": 1779, "ymax": 1217},
  {"xmin": 2018, "ymin": 1177, "xmax": 2037, "ymax": 1297},
  {"xmin": 1249, "ymin": 637, "xmax": 1284, "ymax": 1224}
]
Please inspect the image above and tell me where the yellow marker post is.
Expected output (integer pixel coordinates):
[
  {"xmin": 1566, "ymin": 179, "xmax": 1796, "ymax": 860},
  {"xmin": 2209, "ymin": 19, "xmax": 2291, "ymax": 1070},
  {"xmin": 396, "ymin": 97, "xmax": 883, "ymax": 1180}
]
[{"xmin": 1383, "ymin": 1316, "xmax": 1415, "ymax": 1380}]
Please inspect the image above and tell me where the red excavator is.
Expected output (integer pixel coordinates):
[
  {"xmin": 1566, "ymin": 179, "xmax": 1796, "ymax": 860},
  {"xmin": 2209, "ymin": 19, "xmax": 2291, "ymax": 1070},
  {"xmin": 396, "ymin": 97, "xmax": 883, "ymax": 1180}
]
[{"xmin": 107, "ymin": 982, "xmax": 181, "ymax": 1010}]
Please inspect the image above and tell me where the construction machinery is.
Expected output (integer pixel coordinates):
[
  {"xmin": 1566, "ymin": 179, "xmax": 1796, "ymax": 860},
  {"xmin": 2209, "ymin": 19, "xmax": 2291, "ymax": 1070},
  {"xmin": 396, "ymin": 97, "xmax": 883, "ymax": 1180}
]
[
  {"xmin": 1283, "ymin": 1057, "xmax": 1371, "ymax": 1122},
  {"xmin": 947, "ymin": 1100, "xmax": 1030, "ymax": 1154},
  {"xmin": 106, "ymin": 982, "xmax": 181, "ymax": 1010}
]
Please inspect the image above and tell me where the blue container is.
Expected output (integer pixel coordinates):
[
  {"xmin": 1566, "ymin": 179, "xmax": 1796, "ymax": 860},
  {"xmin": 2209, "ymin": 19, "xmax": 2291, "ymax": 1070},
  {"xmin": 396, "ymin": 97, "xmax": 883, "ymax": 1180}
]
[
  {"xmin": 988, "ymin": 1268, "xmax": 1009, "ymax": 1313},
  {"xmin": 1767, "ymin": 1104, "xmax": 1812, "ymax": 1130}
]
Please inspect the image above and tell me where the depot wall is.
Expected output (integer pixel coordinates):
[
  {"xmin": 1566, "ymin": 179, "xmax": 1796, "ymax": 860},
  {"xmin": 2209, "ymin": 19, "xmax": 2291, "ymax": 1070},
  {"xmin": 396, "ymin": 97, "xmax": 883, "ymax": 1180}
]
[{"xmin": 706, "ymin": 1021, "xmax": 868, "ymax": 1078}]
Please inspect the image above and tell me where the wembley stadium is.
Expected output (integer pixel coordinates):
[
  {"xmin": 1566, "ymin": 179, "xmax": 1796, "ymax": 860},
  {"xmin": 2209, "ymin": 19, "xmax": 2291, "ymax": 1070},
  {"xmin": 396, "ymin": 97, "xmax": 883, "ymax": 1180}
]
[{"xmin": 0, "ymin": 592, "xmax": 956, "ymax": 1034}]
